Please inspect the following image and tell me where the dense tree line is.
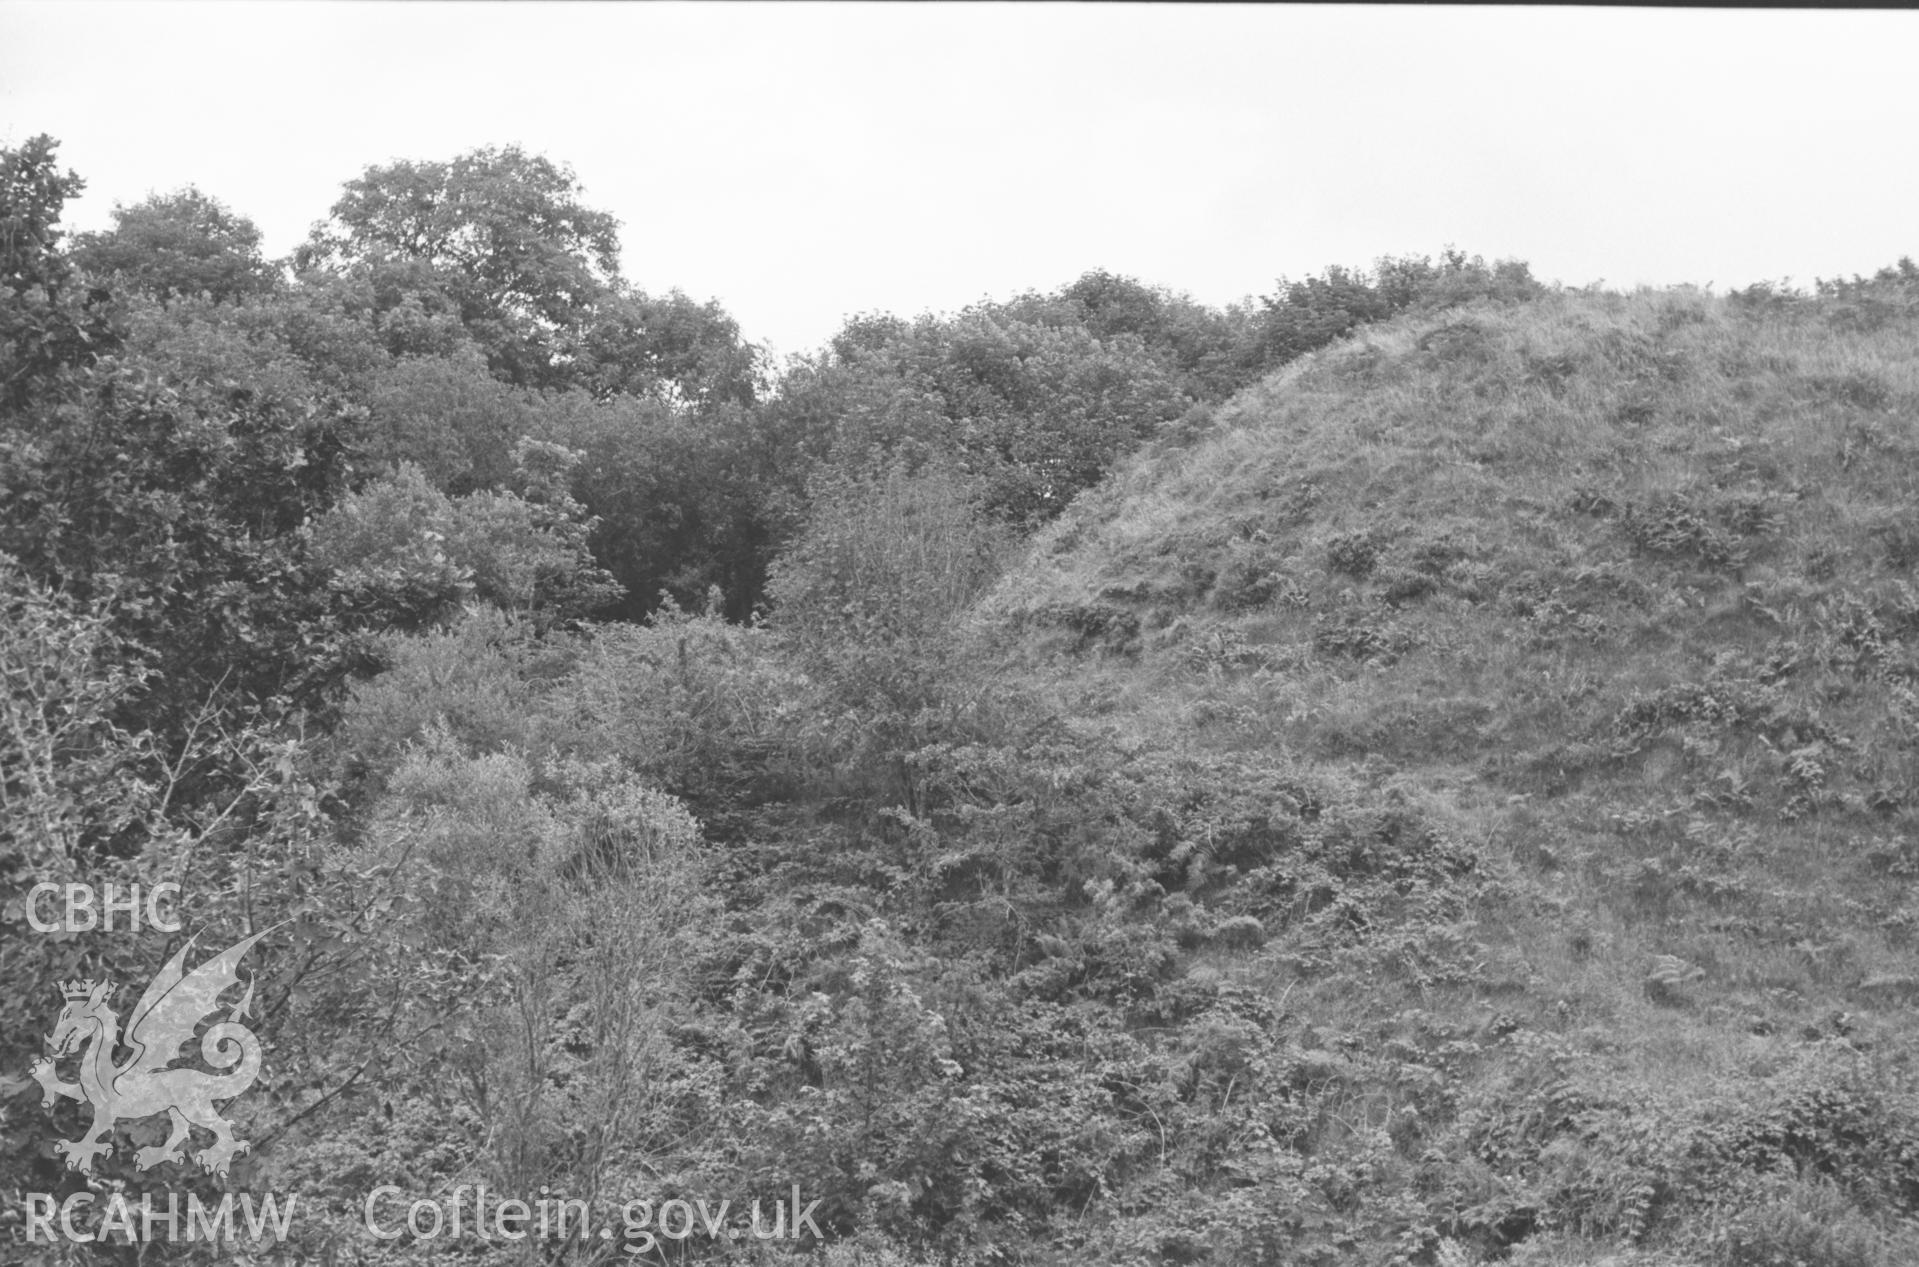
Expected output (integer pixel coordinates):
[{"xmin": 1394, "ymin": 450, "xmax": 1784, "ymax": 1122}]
[{"xmin": 9, "ymin": 136, "xmax": 1543, "ymax": 630}]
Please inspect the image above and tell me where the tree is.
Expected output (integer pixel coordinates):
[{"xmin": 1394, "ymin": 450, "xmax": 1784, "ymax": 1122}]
[
  {"xmin": 577, "ymin": 283, "xmax": 764, "ymax": 408},
  {"xmin": 1, "ymin": 138, "xmax": 366, "ymax": 779},
  {"xmin": 538, "ymin": 392, "xmax": 786, "ymax": 621},
  {"xmin": 1059, "ymin": 269, "xmax": 1167, "ymax": 342},
  {"xmin": 361, "ymin": 346, "xmax": 534, "ymax": 492},
  {"xmin": 775, "ymin": 305, "xmax": 1185, "ymax": 526},
  {"xmin": 1, "ymin": 135, "xmax": 114, "ymax": 410},
  {"xmin": 1054, "ymin": 270, "xmax": 1262, "ymax": 401},
  {"xmin": 296, "ymin": 145, "xmax": 622, "ymax": 390},
  {"xmin": 70, "ymin": 186, "xmax": 277, "ymax": 304}
]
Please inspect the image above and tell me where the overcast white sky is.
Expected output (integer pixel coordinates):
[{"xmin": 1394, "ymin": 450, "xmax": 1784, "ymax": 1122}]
[{"xmin": 3, "ymin": 3, "xmax": 1915, "ymax": 359}]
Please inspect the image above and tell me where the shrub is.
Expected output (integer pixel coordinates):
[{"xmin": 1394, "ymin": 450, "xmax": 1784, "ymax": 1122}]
[
  {"xmin": 356, "ymin": 733, "xmax": 714, "ymax": 1203},
  {"xmin": 768, "ymin": 457, "xmax": 1013, "ymax": 734},
  {"xmin": 1324, "ymin": 531, "xmax": 1384, "ymax": 579},
  {"xmin": 1253, "ymin": 250, "xmax": 1541, "ymax": 374},
  {"xmin": 564, "ymin": 602, "xmax": 808, "ymax": 827},
  {"xmin": 332, "ymin": 605, "xmax": 571, "ymax": 788},
  {"xmin": 308, "ymin": 442, "xmax": 619, "ymax": 626}
]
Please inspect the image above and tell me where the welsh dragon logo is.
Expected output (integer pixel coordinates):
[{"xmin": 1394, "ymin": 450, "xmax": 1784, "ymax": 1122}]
[{"xmin": 29, "ymin": 928, "xmax": 270, "ymax": 1178}]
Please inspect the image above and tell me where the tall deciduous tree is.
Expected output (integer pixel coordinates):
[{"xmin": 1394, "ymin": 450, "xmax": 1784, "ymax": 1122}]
[{"xmin": 296, "ymin": 145, "xmax": 623, "ymax": 390}]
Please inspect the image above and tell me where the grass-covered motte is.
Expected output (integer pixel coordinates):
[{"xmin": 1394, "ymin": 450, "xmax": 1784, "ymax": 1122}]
[{"xmin": 977, "ymin": 272, "xmax": 1919, "ymax": 1264}]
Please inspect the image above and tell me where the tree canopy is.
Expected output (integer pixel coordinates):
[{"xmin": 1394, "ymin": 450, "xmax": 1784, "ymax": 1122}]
[
  {"xmin": 70, "ymin": 186, "xmax": 278, "ymax": 304},
  {"xmin": 297, "ymin": 145, "xmax": 623, "ymax": 389}
]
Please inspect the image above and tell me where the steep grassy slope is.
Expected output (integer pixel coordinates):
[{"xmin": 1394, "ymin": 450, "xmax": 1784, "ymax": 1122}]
[{"xmin": 978, "ymin": 281, "xmax": 1919, "ymax": 1264}]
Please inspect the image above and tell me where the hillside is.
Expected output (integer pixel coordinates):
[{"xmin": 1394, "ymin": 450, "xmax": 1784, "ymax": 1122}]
[{"xmin": 970, "ymin": 279, "xmax": 1919, "ymax": 1263}]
